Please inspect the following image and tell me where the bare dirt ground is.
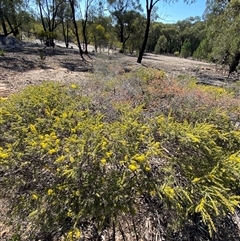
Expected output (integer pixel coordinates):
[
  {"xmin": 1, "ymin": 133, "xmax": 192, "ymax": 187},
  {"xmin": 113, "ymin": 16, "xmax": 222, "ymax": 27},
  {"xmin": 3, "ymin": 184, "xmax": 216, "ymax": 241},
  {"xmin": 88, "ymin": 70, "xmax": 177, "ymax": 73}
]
[{"xmin": 0, "ymin": 41, "xmax": 239, "ymax": 97}]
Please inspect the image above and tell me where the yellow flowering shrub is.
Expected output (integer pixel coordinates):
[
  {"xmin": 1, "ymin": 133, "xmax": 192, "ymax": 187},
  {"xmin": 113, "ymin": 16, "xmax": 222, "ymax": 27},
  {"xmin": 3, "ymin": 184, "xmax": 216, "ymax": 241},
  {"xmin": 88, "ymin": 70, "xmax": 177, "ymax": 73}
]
[
  {"xmin": 0, "ymin": 83, "xmax": 160, "ymax": 240},
  {"xmin": 151, "ymin": 114, "xmax": 240, "ymax": 236},
  {"xmin": 0, "ymin": 70, "xmax": 240, "ymax": 240}
]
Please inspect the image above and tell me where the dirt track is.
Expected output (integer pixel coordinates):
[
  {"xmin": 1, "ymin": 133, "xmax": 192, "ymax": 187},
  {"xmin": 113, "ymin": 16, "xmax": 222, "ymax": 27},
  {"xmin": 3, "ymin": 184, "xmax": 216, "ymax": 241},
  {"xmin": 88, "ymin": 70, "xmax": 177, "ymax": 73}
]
[{"xmin": 143, "ymin": 53, "xmax": 239, "ymax": 85}]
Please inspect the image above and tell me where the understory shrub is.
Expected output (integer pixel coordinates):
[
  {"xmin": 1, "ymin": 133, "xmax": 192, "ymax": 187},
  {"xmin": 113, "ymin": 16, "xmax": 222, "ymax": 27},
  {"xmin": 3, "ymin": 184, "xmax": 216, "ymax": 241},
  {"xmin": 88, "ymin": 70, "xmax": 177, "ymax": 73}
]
[
  {"xmin": 0, "ymin": 83, "xmax": 160, "ymax": 240},
  {"xmin": 0, "ymin": 75, "xmax": 240, "ymax": 240}
]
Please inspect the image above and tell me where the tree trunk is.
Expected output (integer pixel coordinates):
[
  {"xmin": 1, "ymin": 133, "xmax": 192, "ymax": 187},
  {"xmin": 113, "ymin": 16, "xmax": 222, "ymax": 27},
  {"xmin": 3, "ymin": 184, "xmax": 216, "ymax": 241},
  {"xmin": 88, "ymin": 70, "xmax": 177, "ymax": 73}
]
[
  {"xmin": 82, "ymin": 19, "xmax": 88, "ymax": 54},
  {"xmin": 137, "ymin": 9, "xmax": 151, "ymax": 63},
  {"xmin": 1, "ymin": 19, "xmax": 8, "ymax": 36},
  {"xmin": 62, "ymin": 20, "xmax": 69, "ymax": 48},
  {"xmin": 0, "ymin": 4, "xmax": 8, "ymax": 36},
  {"xmin": 69, "ymin": 0, "xmax": 84, "ymax": 59},
  {"xmin": 5, "ymin": 15, "xmax": 19, "ymax": 37},
  {"xmin": 39, "ymin": 2, "xmax": 47, "ymax": 31}
]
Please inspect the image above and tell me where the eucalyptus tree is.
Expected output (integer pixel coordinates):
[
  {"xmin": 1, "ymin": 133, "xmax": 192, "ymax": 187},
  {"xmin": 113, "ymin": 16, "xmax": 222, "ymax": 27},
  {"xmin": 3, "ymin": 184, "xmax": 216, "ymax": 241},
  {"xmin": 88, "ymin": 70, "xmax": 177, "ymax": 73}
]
[
  {"xmin": 107, "ymin": 0, "xmax": 142, "ymax": 52},
  {"xmin": 80, "ymin": 0, "xmax": 96, "ymax": 53},
  {"xmin": 137, "ymin": 0, "xmax": 195, "ymax": 63},
  {"xmin": 154, "ymin": 34, "xmax": 167, "ymax": 54},
  {"xmin": 68, "ymin": 0, "xmax": 84, "ymax": 58},
  {"xmin": 196, "ymin": 0, "xmax": 240, "ymax": 74},
  {"xmin": 119, "ymin": 10, "xmax": 144, "ymax": 53},
  {"xmin": 90, "ymin": 23, "xmax": 107, "ymax": 52},
  {"xmin": 177, "ymin": 17, "xmax": 205, "ymax": 56},
  {"xmin": 57, "ymin": 1, "xmax": 72, "ymax": 47},
  {"xmin": 36, "ymin": 0, "xmax": 65, "ymax": 46},
  {"xmin": 0, "ymin": 0, "xmax": 26, "ymax": 36},
  {"xmin": 125, "ymin": 12, "xmax": 145, "ymax": 54},
  {"xmin": 18, "ymin": 10, "xmax": 38, "ymax": 38},
  {"xmin": 161, "ymin": 23, "xmax": 181, "ymax": 54},
  {"xmin": 89, "ymin": 15, "xmax": 115, "ymax": 52}
]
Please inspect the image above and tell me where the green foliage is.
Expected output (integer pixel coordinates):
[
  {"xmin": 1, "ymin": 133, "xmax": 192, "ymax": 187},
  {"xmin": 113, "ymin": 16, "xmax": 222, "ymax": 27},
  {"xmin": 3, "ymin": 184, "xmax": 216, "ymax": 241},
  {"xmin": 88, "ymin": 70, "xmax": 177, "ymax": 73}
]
[
  {"xmin": 154, "ymin": 35, "xmax": 167, "ymax": 54},
  {"xmin": 0, "ymin": 48, "xmax": 5, "ymax": 56},
  {"xmin": 124, "ymin": 13, "xmax": 145, "ymax": 54},
  {"xmin": 152, "ymin": 114, "xmax": 240, "ymax": 236},
  {"xmin": 147, "ymin": 17, "xmax": 205, "ymax": 56},
  {"xmin": 36, "ymin": 30, "xmax": 58, "ymax": 42},
  {"xmin": 180, "ymin": 39, "xmax": 192, "ymax": 58},
  {"xmin": 92, "ymin": 24, "xmax": 108, "ymax": 52},
  {"xmin": 196, "ymin": 0, "xmax": 240, "ymax": 68}
]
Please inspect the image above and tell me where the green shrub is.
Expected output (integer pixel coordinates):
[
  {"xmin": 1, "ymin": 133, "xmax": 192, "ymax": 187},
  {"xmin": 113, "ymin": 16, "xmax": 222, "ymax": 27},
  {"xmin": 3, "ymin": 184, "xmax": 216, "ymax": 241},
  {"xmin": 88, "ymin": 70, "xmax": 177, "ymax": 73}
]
[
  {"xmin": 150, "ymin": 114, "xmax": 240, "ymax": 236},
  {"xmin": 0, "ymin": 48, "xmax": 5, "ymax": 56},
  {"xmin": 36, "ymin": 30, "xmax": 58, "ymax": 42},
  {"xmin": 174, "ymin": 51, "xmax": 179, "ymax": 56},
  {"xmin": 0, "ymin": 82, "xmax": 160, "ymax": 240}
]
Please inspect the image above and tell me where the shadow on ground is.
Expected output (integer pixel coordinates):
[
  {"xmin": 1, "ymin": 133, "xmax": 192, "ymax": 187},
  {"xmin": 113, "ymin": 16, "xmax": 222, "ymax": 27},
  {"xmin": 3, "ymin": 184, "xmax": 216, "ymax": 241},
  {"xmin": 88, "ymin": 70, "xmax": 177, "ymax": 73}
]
[{"xmin": 0, "ymin": 44, "xmax": 91, "ymax": 73}]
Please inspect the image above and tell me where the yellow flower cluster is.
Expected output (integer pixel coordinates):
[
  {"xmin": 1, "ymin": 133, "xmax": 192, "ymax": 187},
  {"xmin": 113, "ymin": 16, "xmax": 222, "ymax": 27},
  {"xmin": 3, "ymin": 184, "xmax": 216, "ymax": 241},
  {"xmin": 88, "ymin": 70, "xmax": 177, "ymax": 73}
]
[
  {"xmin": 39, "ymin": 132, "xmax": 60, "ymax": 152},
  {"xmin": 66, "ymin": 228, "xmax": 81, "ymax": 240},
  {"xmin": 163, "ymin": 186, "xmax": 175, "ymax": 200},
  {"xmin": 47, "ymin": 189, "xmax": 54, "ymax": 196},
  {"xmin": 0, "ymin": 150, "xmax": 9, "ymax": 159}
]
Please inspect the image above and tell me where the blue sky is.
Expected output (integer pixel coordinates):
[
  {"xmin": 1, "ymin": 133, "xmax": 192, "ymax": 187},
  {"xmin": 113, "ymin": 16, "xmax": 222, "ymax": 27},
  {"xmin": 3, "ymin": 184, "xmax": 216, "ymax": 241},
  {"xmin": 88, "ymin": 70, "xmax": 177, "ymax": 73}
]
[{"xmin": 154, "ymin": 0, "xmax": 206, "ymax": 23}]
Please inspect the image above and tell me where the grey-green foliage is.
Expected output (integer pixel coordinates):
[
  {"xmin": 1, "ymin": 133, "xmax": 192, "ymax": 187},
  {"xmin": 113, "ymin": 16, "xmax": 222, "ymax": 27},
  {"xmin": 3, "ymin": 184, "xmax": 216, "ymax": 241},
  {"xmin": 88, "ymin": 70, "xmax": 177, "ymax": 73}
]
[
  {"xmin": 195, "ymin": 0, "xmax": 240, "ymax": 69},
  {"xmin": 147, "ymin": 17, "xmax": 205, "ymax": 56},
  {"xmin": 154, "ymin": 35, "xmax": 167, "ymax": 54},
  {"xmin": 0, "ymin": 0, "xmax": 25, "ymax": 36},
  {"xmin": 180, "ymin": 39, "xmax": 191, "ymax": 58},
  {"xmin": 107, "ymin": 0, "xmax": 141, "ymax": 46},
  {"xmin": 178, "ymin": 17, "xmax": 206, "ymax": 55}
]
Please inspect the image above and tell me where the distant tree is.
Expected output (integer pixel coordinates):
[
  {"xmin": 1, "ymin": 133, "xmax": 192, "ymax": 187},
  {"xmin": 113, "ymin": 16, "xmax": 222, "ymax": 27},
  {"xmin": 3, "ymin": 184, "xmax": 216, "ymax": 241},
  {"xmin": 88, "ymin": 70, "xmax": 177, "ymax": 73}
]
[
  {"xmin": 107, "ymin": 0, "xmax": 142, "ymax": 52},
  {"xmin": 0, "ymin": 0, "xmax": 25, "ymax": 36},
  {"xmin": 90, "ymin": 23, "xmax": 106, "ymax": 52},
  {"xmin": 120, "ymin": 10, "xmax": 143, "ymax": 53},
  {"xmin": 196, "ymin": 0, "xmax": 240, "ymax": 73},
  {"xmin": 36, "ymin": 0, "xmax": 65, "ymax": 46},
  {"xmin": 17, "ymin": 11, "xmax": 36, "ymax": 38},
  {"xmin": 180, "ymin": 39, "xmax": 191, "ymax": 58},
  {"xmin": 125, "ymin": 13, "xmax": 145, "ymax": 54},
  {"xmin": 57, "ymin": 1, "xmax": 72, "ymax": 48},
  {"xmin": 177, "ymin": 17, "xmax": 205, "ymax": 56},
  {"xmin": 80, "ymin": 0, "xmax": 96, "ymax": 54},
  {"xmin": 154, "ymin": 35, "xmax": 167, "ymax": 54},
  {"xmin": 146, "ymin": 22, "xmax": 164, "ymax": 52},
  {"xmin": 88, "ymin": 15, "xmax": 115, "ymax": 52},
  {"xmin": 162, "ymin": 24, "xmax": 181, "ymax": 54}
]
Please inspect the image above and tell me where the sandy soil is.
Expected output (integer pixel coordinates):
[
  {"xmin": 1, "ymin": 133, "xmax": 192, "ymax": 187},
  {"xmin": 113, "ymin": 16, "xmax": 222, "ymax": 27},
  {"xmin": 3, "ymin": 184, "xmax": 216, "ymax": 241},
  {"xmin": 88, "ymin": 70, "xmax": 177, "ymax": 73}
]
[{"xmin": 0, "ymin": 41, "xmax": 238, "ymax": 97}]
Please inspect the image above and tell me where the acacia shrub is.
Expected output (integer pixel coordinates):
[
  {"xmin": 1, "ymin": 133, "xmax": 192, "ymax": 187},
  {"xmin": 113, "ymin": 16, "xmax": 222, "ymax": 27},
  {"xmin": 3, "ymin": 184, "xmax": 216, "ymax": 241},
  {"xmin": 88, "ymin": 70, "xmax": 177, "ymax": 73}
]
[
  {"xmin": 149, "ymin": 114, "xmax": 240, "ymax": 237},
  {"xmin": 0, "ymin": 73, "xmax": 240, "ymax": 240},
  {"xmin": 88, "ymin": 68, "xmax": 240, "ymax": 238},
  {"xmin": 0, "ymin": 83, "xmax": 160, "ymax": 240}
]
